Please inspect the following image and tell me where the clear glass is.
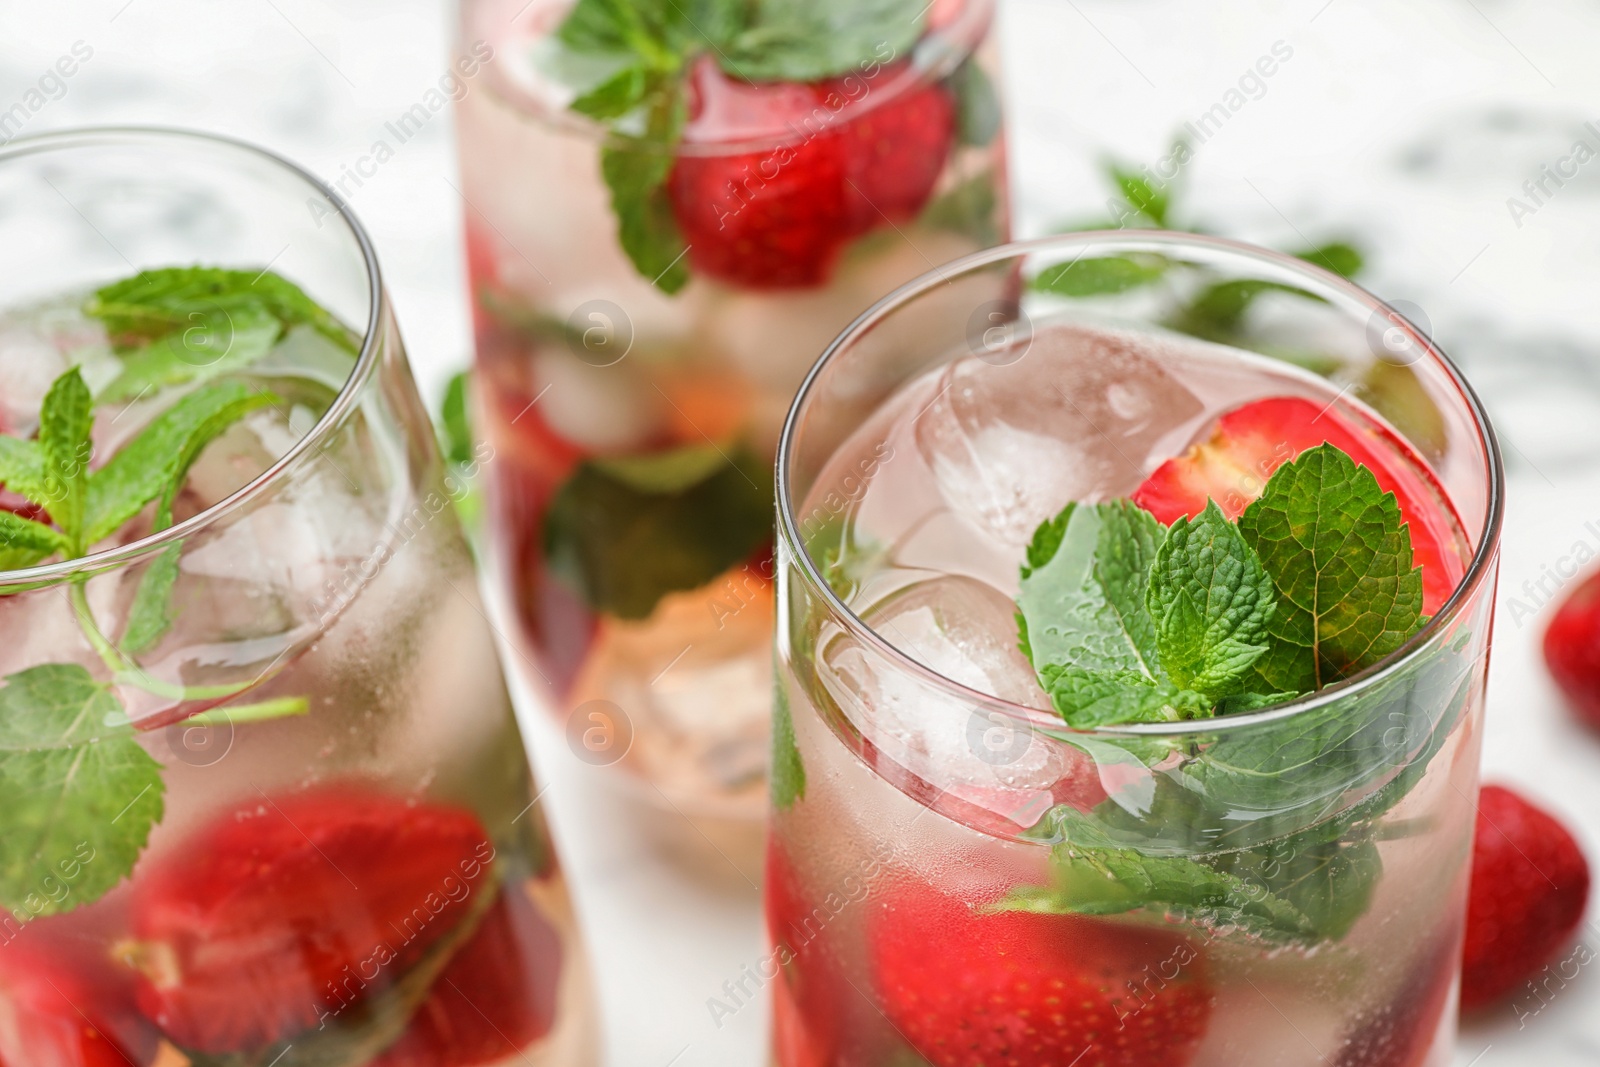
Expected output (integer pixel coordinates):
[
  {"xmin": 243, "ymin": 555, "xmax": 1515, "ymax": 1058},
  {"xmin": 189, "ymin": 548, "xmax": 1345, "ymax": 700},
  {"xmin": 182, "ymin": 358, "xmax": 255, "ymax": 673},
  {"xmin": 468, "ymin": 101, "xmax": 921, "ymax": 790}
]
[
  {"xmin": 0, "ymin": 129, "xmax": 597, "ymax": 1067},
  {"xmin": 771, "ymin": 233, "xmax": 1504, "ymax": 1067},
  {"xmin": 453, "ymin": 0, "xmax": 1009, "ymax": 848}
]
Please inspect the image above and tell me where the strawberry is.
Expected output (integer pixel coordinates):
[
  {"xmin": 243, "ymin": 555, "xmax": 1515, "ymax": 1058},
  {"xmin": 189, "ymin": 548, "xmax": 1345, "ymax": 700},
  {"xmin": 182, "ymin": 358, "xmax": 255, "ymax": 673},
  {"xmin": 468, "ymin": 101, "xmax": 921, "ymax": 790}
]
[
  {"xmin": 1331, "ymin": 923, "xmax": 1459, "ymax": 1067},
  {"xmin": 1543, "ymin": 569, "xmax": 1600, "ymax": 729},
  {"xmin": 765, "ymin": 841, "xmax": 842, "ymax": 1067},
  {"xmin": 870, "ymin": 881, "xmax": 1212, "ymax": 1067},
  {"xmin": 667, "ymin": 58, "xmax": 956, "ymax": 290},
  {"xmin": 1461, "ymin": 784, "xmax": 1590, "ymax": 1011},
  {"xmin": 1131, "ymin": 396, "xmax": 1464, "ymax": 614},
  {"xmin": 372, "ymin": 886, "xmax": 563, "ymax": 1067},
  {"xmin": 0, "ymin": 924, "xmax": 159, "ymax": 1067},
  {"xmin": 124, "ymin": 787, "xmax": 495, "ymax": 1053}
]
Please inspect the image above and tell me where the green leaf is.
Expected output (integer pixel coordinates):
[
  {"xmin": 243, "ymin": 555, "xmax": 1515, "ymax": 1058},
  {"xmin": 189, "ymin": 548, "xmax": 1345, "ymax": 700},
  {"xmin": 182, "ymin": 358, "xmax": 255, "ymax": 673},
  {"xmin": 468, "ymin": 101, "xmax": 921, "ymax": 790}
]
[
  {"xmin": 1238, "ymin": 445, "xmax": 1425, "ymax": 693},
  {"xmin": 85, "ymin": 381, "xmax": 276, "ymax": 545},
  {"xmin": 951, "ymin": 59, "xmax": 1001, "ymax": 147},
  {"xmin": 39, "ymin": 368, "xmax": 93, "ymax": 544},
  {"xmin": 1107, "ymin": 162, "xmax": 1170, "ymax": 226},
  {"xmin": 570, "ymin": 63, "xmax": 653, "ymax": 120},
  {"xmin": 919, "ymin": 170, "xmax": 1001, "ymax": 247},
  {"xmin": 0, "ymin": 512, "xmax": 67, "ymax": 572},
  {"xmin": 1147, "ymin": 500, "xmax": 1276, "ymax": 699},
  {"xmin": 805, "ymin": 512, "xmax": 888, "ymax": 601},
  {"xmin": 599, "ymin": 86, "xmax": 690, "ymax": 294},
  {"xmin": 1016, "ymin": 502, "xmax": 1165, "ymax": 679},
  {"xmin": 1039, "ymin": 665, "xmax": 1208, "ymax": 727},
  {"xmin": 97, "ymin": 306, "xmax": 281, "ymax": 405},
  {"xmin": 543, "ymin": 442, "xmax": 772, "ymax": 619},
  {"xmin": 1291, "ymin": 241, "xmax": 1364, "ymax": 279},
  {"xmin": 1207, "ymin": 829, "xmax": 1382, "ymax": 942},
  {"xmin": 721, "ymin": 0, "xmax": 926, "ymax": 82},
  {"xmin": 1172, "ymin": 278, "xmax": 1326, "ymax": 341},
  {"xmin": 0, "ymin": 437, "xmax": 51, "ymax": 508},
  {"xmin": 0, "ymin": 665, "xmax": 164, "ymax": 917},
  {"xmin": 120, "ymin": 544, "xmax": 182, "ymax": 655},
  {"xmin": 439, "ymin": 370, "xmax": 476, "ymax": 467},
  {"xmin": 771, "ymin": 682, "xmax": 805, "ymax": 810},
  {"xmin": 1032, "ymin": 255, "xmax": 1169, "ymax": 297}
]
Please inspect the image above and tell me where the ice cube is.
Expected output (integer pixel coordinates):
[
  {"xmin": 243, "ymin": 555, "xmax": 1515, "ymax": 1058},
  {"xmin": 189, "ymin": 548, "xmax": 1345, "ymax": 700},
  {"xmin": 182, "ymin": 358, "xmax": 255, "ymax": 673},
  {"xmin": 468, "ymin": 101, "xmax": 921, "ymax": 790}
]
[
  {"xmin": 818, "ymin": 576, "xmax": 1067, "ymax": 817},
  {"xmin": 914, "ymin": 321, "xmax": 1204, "ymax": 544}
]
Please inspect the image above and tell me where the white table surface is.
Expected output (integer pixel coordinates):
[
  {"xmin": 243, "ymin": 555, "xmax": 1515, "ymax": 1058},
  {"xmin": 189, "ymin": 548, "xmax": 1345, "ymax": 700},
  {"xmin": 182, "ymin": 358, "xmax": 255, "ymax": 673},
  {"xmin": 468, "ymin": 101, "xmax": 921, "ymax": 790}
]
[{"xmin": 11, "ymin": 1, "xmax": 1600, "ymax": 1063}]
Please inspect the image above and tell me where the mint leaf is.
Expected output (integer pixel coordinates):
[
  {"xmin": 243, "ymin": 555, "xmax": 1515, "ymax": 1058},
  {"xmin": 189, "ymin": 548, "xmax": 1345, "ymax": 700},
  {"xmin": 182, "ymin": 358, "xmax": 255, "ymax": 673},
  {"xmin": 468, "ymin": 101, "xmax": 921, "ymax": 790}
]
[
  {"xmin": 0, "ymin": 437, "xmax": 51, "ymax": 507},
  {"xmin": 1039, "ymin": 665, "xmax": 1207, "ymax": 727},
  {"xmin": 85, "ymin": 381, "xmax": 277, "ymax": 545},
  {"xmin": 543, "ymin": 442, "xmax": 771, "ymax": 619},
  {"xmin": 1106, "ymin": 161, "xmax": 1171, "ymax": 226},
  {"xmin": 1207, "ymin": 829, "xmax": 1382, "ymax": 942},
  {"xmin": 1147, "ymin": 500, "xmax": 1275, "ymax": 699},
  {"xmin": 1017, "ymin": 501, "xmax": 1164, "ymax": 679},
  {"xmin": 1238, "ymin": 445, "xmax": 1425, "ymax": 693},
  {"xmin": 0, "ymin": 512, "xmax": 67, "ymax": 571},
  {"xmin": 1171, "ymin": 279, "xmax": 1326, "ymax": 342},
  {"xmin": 439, "ymin": 370, "xmax": 476, "ymax": 467},
  {"xmin": 39, "ymin": 368, "xmax": 93, "ymax": 545},
  {"xmin": 0, "ymin": 665, "xmax": 164, "ymax": 917},
  {"xmin": 1032, "ymin": 256, "xmax": 1169, "ymax": 297},
  {"xmin": 1291, "ymin": 241, "xmax": 1363, "ymax": 279},
  {"xmin": 771, "ymin": 682, "xmax": 805, "ymax": 810},
  {"xmin": 121, "ymin": 545, "xmax": 181, "ymax": 655},
  {"xmin": 599, "ymin": 85, "xmax": 690, "ymax": 295},
  {"xmin": 721, "ymin": 0, "xmax": 925, "ymax": 82},
  {"xmin": 88, "ymin": 267, "xmax": 358, "ymax": 402}
]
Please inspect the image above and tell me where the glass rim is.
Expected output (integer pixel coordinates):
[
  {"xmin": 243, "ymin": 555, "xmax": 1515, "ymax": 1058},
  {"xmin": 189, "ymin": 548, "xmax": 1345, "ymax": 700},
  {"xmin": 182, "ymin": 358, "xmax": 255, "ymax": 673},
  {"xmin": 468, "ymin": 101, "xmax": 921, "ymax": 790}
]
[
  {"xmin": 0, "ymin": 125, "xmax": 385, "ymax": 590},
  {"xmin": 774, "ymin": 229, "xmax": 1507, "ymax": 739},
  {"xmin": 476, "ymin": 0, "xmax": 994, "ymax": 158}
]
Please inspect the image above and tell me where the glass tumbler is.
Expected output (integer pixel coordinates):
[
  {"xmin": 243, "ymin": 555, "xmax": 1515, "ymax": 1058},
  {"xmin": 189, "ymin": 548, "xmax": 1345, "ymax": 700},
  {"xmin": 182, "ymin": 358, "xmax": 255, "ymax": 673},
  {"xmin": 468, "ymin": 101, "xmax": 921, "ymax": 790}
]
[
  {"xmin": 453, "ymin": 0, "xmax": 1010, "ymax": 848},
  {"xmin": 0, "ymin": 128, "xmax": 597, "ymax": 1067},
  {"xmin": 769, "ymin": 233, "xmax": 1503, "ymax": 1067}
]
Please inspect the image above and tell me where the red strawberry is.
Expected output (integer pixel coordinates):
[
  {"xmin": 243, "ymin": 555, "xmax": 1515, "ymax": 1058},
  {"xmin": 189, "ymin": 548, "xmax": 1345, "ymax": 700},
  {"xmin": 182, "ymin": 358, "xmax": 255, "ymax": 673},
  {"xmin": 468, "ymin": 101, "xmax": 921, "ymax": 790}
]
[
  {"xmin": 1543, "ymin": 570, "xmax": 1600, "ymax": 729},
  {"xmin": 870, "ymin": 881, "xmax": 1212, "ymax": 1067},
  {"xmin": 1131, "ymin": 396, "xmax": 1464, "ymax": 614},
  {"xmin": 765, "ymin": 841, "xmax": 842, "ymax": 1067},
  {"xmin": 667, "ymin": 58, "xmax": 956, "ymax": 290},
  {"xmin": 1332, "ymin": 922, "xmax": 1459, "ymax": 1067},
  {"xmin": 835, "ymin": 68, "xmax": 956, "ymax": 232},
  {"xmin": 0, "ymin": 926, "xmax": 159, "ymax": 1067},
  {"xmin": 372, "ymin": 886, "xmax": 563, "ymax": 1067},
  {"xmin": 124, "ymin": 787, "xmax": 495, "ymax": 1053},
  {"xmin": 1461, "ymin": 784, "xmax": 1590, "ymax": 1011}
]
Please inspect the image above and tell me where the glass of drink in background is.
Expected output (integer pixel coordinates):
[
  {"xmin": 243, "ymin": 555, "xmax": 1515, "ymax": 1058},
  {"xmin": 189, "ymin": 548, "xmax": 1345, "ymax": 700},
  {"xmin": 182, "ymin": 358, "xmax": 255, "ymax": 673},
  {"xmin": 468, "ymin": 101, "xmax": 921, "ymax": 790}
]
[
  {"xmin": 453, "ymin": 0, "xmax": 1009, "ymax": 857},
  {"xmin": 0, "ymin": 128, "xmax": 596, "ymax": 1067},
  {"xmin": 770, "ymin": 233, "xmax": 1502, "ymax": 1066}
]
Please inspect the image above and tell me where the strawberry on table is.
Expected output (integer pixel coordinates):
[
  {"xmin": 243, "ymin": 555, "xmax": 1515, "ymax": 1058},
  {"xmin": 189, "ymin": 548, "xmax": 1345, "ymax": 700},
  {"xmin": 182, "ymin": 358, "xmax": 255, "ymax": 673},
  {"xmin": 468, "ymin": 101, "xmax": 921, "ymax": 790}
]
[
  {"xmin": 121, "ymin": 786, "xmax": 495, "ymax": 1054},
  {"xmin": 1543, "ymin": 570, "xmax": 1600, "ymax": 729},
  {"xmin": 372, "ymin": 886, "xmax": 563, "ymax": 1067},
  {"xmin": 1461, "ymin": 784, "xmax": 1590, "ymax": 1012},
  {"xmin": 870, "ymin": 881, "xmax": 1212, "ymax": 1067},
  {"xmin": 1131, "ymin": 395, "xmax": 1463, "ymax": 614}
]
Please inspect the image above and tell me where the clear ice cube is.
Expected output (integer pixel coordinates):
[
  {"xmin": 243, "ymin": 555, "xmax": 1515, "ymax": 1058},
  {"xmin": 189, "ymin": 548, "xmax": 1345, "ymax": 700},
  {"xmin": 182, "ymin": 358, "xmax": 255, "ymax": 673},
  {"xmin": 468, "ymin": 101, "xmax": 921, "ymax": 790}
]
[{"xmin": 914, "ymin": 321, "xmax": 1204, "ymax": 544}]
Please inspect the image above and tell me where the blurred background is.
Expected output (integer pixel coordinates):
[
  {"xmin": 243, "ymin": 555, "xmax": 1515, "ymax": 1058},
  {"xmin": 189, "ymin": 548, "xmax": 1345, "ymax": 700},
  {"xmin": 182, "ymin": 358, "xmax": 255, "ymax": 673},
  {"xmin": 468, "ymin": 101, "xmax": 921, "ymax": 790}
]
[{"xmin": 10, "ymin": 0, "xmax": 1600, "ymax": 1062}]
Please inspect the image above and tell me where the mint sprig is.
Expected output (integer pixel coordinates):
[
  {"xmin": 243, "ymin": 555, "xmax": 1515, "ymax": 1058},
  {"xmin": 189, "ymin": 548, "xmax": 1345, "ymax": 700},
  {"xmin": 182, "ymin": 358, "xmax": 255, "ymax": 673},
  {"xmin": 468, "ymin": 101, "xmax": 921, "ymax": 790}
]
[
  {"xmin": 1010, "ymin": 441, "xmax": 1443, "ymax": 946},
  {"xmin": 0, "ymin": 268, "xmax": 338, "ymax": 917}
]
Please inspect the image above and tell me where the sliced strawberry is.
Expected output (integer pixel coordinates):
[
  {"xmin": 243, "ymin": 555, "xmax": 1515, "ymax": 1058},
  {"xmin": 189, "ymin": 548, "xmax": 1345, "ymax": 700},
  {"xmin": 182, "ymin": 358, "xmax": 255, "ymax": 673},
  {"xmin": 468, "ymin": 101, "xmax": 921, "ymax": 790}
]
[
  {"xmin": 870, "ymin": 881, "xmax": 1212, "ymax": 1067},
  {"xmin": 0, "ymin": 925, "xmax": 159, "ymax": 1067},
  {"xmin": 1131, "ymin": 396, "xmax": 1464, "ymax": 614},
  {"xmin": 1461, "ymin": 784, "xmax": 1590, "ymax": 1011},
  {"xmin": 372, "ymin": 886, "xmax": 563, "ymax": 1067},
  {"xmin": 667, "ymin": 58, "xmax": 957, "ymax": 290},
  {"xmin": 125, "ymin": 787, "xmax": 494, "ymax": 1054}
]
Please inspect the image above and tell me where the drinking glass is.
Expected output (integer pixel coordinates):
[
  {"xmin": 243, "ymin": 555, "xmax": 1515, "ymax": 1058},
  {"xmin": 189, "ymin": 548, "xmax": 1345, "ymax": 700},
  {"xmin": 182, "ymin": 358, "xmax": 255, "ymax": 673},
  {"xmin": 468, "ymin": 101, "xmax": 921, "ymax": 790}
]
[
  {"xmin": 453, "ymin": 0, "xmax": 1009, "ymax": 848},
  {"xmin": 770, "ymin": 232, "xmax": 1503, "ymax": 1067},
  {"xmin": 0, "ymin": 128, "xmax": 596, "ymax": 1067}
]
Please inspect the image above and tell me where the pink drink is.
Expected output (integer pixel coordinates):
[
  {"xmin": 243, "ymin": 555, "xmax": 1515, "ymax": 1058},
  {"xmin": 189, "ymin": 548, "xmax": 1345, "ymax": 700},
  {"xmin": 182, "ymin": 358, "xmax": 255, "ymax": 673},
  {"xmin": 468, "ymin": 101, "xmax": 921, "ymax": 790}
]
[{"xmin": 771, "ymin": 236, "xmax": 1503, "ymax": 1067}]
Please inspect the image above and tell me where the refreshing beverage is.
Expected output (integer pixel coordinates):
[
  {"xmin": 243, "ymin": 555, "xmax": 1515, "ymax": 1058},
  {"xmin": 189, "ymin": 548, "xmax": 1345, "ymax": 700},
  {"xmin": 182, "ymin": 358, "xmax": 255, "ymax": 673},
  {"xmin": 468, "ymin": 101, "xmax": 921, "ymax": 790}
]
[
  {"xmin": 0, "ymin": 130, "xmax": 596, "ymax": 1067},
  {"xmin": 770, "ymin": 235, "xmax": 1503, "ymax": 1067},
  {"xmin": 454, "ymin": 0, "xmax": 1008, "ymax": 828}
]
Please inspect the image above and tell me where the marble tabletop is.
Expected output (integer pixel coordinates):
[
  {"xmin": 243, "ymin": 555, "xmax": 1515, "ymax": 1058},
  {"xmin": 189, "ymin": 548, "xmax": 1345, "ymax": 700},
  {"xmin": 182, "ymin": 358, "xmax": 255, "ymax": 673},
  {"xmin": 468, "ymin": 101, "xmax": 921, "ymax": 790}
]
[{"xmin": 10, "ymin": 0, "xmax": 1600, "ymax": 1063}]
